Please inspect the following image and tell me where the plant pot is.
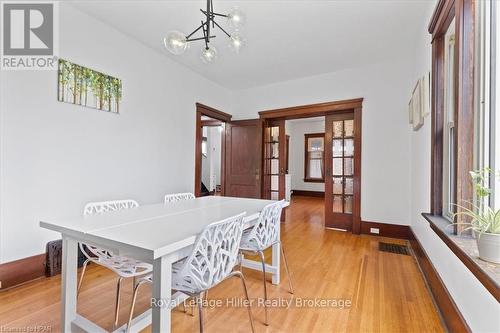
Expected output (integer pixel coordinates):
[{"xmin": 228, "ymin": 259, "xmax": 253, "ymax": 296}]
[{"xmin": 474, "ymin": 230, "xmax": 500, "ymax": 264}]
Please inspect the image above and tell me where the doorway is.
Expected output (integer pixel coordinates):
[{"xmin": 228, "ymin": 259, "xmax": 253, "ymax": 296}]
[
  {"xmin": 194, "ymin": 103, "xmax": 232, "ymax": 197},
  {"xmin": 200, "ymin": 117, "xmax": 224, "ymax": 196},
  {"xmin": 258, "ymin": 99, "xmax": 363, "ymax": 234}
]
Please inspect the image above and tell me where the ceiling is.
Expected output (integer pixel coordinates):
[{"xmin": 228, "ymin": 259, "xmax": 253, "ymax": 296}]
[{"xmin": 70, "ymin": 0, "xmax": 430, "ymax": 90}]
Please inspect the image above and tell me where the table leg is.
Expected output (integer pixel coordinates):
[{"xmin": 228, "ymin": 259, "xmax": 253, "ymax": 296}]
[
  {"xmin": 271, "ymin": 242, "xmax": 281, "ymax": 285},
  {"xmin": 61, "ymin": 236, "xmax": 78, "ymax": 332},
  {"xmin": 151, "ymin": 254, "xmax": 174, "ymax": 333}
]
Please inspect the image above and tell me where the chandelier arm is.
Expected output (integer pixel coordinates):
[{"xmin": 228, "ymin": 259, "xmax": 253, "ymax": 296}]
[
  {"xmin": 186, "ymin": 21, "xmax": 207, "ymax": 39},
  {"xmin": 200, "ymin": 9, "xmax": 228, "ymax": 18},
  {"xmin": 212, "ymin": 19, "xmax": 231, "ymax": 38},
  {"xmin": 186, "ymin": 35, "xmax": 216, "ymax": 42},
  {"xmin": 201, "ymin": 20, "xmax": 209, "ymax": 49}
]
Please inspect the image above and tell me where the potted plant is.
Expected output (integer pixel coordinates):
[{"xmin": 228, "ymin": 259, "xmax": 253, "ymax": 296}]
[{"xmin": 453, "ymin": 168, "xmax": 500, "ymax": 264}]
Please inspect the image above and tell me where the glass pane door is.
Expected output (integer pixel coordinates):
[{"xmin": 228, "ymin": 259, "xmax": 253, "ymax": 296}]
[
  {"xmin": 325, "ymin": 113, "xmax": 355, "ymax": 230},
  {"xmin": 263, "ymin": 120, "xmax": 285, "ymax": 200}
]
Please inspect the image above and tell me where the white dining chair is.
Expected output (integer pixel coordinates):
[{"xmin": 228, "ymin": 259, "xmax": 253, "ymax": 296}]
[
  {"xmin": 78, "ymin": 199, "xmax": 153, "ymax": 330},
  {"xmin": 164, "ymin": 192, "xmax": 195, "ymax": 203},
  {"xmin": 239, "ymin": 200, "xmax": 293, "ymax": 326},
  {"xmin": 126, "ymin": 212, "xmax": 255, "ymax": 333}
]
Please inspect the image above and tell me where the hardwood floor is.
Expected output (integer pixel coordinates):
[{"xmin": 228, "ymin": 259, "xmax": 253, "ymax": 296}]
[{"xmin": 0, "ymin": 196, "xmax": 444, "ymax": 332}]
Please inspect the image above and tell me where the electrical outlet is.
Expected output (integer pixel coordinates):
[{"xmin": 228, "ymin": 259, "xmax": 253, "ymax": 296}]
[
  {"xmin": 0, "ymin": 280, "xmax": 2, "ymax": 289},
  {"xmin": 370, "ymin": 228, "xmax": 380, "ymax": 234}
]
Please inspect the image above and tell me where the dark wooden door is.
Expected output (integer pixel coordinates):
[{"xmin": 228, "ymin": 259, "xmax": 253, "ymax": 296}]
[
  {"xmin": 225, "ymin": 119, "xmax": 263, "ymax": 198},
  {"xmin": 325, "ymin": 112, "xmax": 359, "ymax": 230}
]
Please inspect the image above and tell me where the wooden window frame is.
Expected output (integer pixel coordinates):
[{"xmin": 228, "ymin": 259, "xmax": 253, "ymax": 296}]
[
  {"xmin": 427, "ymin": 0, "xmax": 500, "ymax": 305},
  {"xmin": 429, "ymin": 0, "xmax": 475, "ymax": 234},
  {"xmin": 304, "ymin": 133, "xmax": 325, "ymax": 183}
]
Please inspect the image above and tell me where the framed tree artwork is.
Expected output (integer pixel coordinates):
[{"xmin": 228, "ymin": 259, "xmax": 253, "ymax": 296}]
[{"xmin": 57, "ymin": 59, "xmax": 122, "ymax": 113}]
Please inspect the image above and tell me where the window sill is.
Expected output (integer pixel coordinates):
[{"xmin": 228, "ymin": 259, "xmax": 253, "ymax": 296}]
[
  {"xmin": 421, "ymin": 213, "xmax": 500, "ymax": 301},
  {"xmin": 303, "ymin": 178, "xmax": 325, "ymax": 183}
]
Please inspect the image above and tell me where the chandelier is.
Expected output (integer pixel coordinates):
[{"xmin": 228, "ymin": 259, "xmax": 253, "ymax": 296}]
[{"xmin": 163, "ymin": 0, "xmax": 246, "ymax": 64}]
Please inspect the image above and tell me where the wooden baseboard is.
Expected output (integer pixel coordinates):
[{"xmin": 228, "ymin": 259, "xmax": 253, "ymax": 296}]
[
  {"xmin": 291, "ymin": 190, "xmax": 324, "ymax": 197},
  {"xmin": 0, "ymin": 253, "xmax": 46, "ymax": 290},
  {"xmin": 360, "ymin": 220, "xmax": 412, "ymax": 239},
  {"xmin": 409, "ymin": 228, "xmax": 471, "ymax": 332}
]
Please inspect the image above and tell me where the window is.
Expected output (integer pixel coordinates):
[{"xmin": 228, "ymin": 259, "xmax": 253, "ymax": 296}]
[
  {"xmin": 442, "ymin": 20, "xmax": 456, "ymax": 220},
  {"xmin": 429, "ymin": 0, "xmax": 476, "ymax": 227},
  {"xmin": 304, "ymin": 133, "xmax": 325, "ymax": 182}
]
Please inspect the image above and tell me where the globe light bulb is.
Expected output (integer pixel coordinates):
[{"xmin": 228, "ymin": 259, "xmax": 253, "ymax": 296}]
[
  {"xmin": 228, "ymin": 33, "xmax": 245, "ymax": 53},
  {"xmin": 227, "ymin": 7, "xmax": 246, "ymax": 30},
  {"xmin": 164, "ymin": 31, "xmax": 188, "ymax": 55},
  {"xmin": 201, "ymin": 46, "xmax": 218, "ymax": 64}
]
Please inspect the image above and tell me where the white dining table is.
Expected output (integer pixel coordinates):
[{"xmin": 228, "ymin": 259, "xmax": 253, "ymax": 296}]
[{"xmin": 40, "ymin": 196, "xmax": 287, "ymax": 333}]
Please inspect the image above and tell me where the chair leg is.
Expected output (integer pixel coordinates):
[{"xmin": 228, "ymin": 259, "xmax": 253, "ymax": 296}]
[
  {"xmin": 77, "ymin": 259, "xmax": 90, "ymax": 297},
  {"xmin": 232, "ymin": 271, "xmax": 255, "ymax": 333},
  {"xmin": 126, "ymin": 279, "xmax": 147, "ymax": 333},
  {"xmin": 238, "ymin": 251, "xmax": 244, "ymax": 272},
  {"xmin": 196, "ymin": 294, "xmax": 204, "ymax": 333},
  {"xmin": 113, "ymin": 277, "xmax": 123, "ymax": 330},
  {"xmin": 190, "ymin": 296, "xmax": 195, "ymax": 317},
  {"xmin": 257, "ymin": 250, "xmax": 269, "ymax": 326},
  {"xmin": 279, "ymin": 242, "xmax": 294, "ymax": 294}
]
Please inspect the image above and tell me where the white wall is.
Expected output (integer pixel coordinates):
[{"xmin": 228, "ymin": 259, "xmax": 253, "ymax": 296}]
[
  {"xmin": 287, "ymin": 118, "xmax": 325, "ymax": 192},
  {"xmin": 0, "ymin": 3, "xmax": 233, "ymax": 263},
  {"xmin": 232, "ymin": 60, "xmax": 413, "ymax": 225},
  {"xmin": 409, "ymin": 1, "xmax": 500, "ymax": 332}
]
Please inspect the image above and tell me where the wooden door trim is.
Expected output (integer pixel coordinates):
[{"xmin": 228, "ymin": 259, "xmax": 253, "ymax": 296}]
[
  {"xmin": 195, "ymin": 103, "xmax": 232, "ymax": 197},
  {"xmin": 196, "ymin": 103, "xmax": 232, "ymax": 122},
  {"xmin": 258, "ymin": 98, "xmax": 363, "ymax": 120},
  {"xmin": 259, "ymin": 99, "xmax": 363, "ymax": 234}
]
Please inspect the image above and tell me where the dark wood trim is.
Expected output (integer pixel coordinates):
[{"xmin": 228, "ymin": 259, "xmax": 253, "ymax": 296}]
[
  {"xmin": 195, "ymin": 103, "xmax": 232, "ymax": 122},
  {"xmin": 409, "ymin": 227, "xmax": 471, "ymax": 332},
  {"xmin": 195, "ymin": 103, "xmax": 231, "ymax": 197},
  {"xmin": 422, "ymin": 213, "xmax": 500, "ymax": 302},
  {"xmin": 360, "ymin": 221, "xmax": 412, "ymax": 240},
  {"xmin": 431, "ymin": 36, "xmax": 445, "ymax": 215},
  {"xmin": 258, "ymin": 98, "xmax": 363, "ymax": 120},
  {"xmin": 454, "ymin": 0, "xmax": 475, "ymax": 234},
  {"xmin": 285, "ymin": 135, "xmax": 290, "ymax": 174},
  {"xmin": 0, "ymin": 254, "xmax": 46, "ymax": 290},
  {"xmin": 292, "ymin": 190, "xmax": 325, "ymax": 198},
  {"xmin": 428, "ymin": 0, "xmax": 456, "ymax": 40},
  {"xmin": 352, "ymin": 107, "xmax": 362, "ymax": 234},
  {"xmin": 304, "ymin": 133, "xmax": 325, "ymax": 183}
]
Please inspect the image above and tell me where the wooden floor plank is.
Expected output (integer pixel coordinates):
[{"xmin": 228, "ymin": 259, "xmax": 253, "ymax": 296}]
[{"xmin": 0, "ymin": 196, "xmax": 444, "ymax": 332}]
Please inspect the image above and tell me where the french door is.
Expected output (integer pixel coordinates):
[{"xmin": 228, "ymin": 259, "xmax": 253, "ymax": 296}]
[
  {"xmin": 263, "ymin": 120, "xmax": 286, "ymax": 201},
  {"xmin": 324, "ymin": 112, "xmax": 360, "ymax": 231}
]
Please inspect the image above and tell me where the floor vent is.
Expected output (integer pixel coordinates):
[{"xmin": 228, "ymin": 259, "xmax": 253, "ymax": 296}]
[{"xmin": 378, "ymin": 242, "xmax": 410, "ymax": 255}]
